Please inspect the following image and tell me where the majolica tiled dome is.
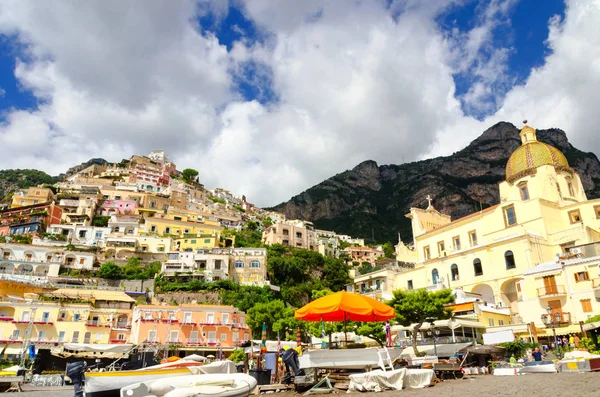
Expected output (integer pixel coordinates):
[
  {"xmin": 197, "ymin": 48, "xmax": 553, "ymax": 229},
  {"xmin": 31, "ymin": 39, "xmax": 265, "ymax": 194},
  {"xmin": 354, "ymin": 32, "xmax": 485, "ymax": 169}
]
[{"xmin": 505, "ymin": 125, "xmax": 570, "ymax": 183}]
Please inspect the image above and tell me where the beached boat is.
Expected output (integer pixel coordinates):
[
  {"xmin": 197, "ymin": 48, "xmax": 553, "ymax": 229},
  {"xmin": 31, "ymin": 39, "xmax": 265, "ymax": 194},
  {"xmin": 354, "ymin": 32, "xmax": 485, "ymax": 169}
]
[
  {"xmin": 519, "ymin": 361, "xmax": 557, "ymax": 374},
  {"xmin": 298, "ymin": 347, "xmax": 402, "ymax": 371},
  {"xmin": 85, "ymin": 360, "xmax": 236, "ymax": 397},
  {"xmin": 120, "ymin": 372, "xmax": 258, "ymax": 397}
]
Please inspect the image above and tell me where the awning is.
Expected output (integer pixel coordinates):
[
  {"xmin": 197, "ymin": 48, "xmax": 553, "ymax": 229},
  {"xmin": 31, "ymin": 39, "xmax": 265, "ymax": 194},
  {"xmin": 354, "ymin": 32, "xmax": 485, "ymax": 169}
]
[
  {"xmin": 523, "ymin": 262, "xmax": 562, "ymax": 277},
  {"xmin": 399, "ymin": 342, "xmax": 473, "ymax": 358},
  {"xmin": 583, "ymin": 322, "xmax": 600, "ymax": 332},
  {"xmin": 553, "ymin": 324, "xmax": 583, "ymax": 336},
  {"xmin": 51, "ymin": 343, "xmax": 134, "ymax": 358},
  {"xmin": 392, "ymin": 317, "xmax": 485, "ymax": 332}
]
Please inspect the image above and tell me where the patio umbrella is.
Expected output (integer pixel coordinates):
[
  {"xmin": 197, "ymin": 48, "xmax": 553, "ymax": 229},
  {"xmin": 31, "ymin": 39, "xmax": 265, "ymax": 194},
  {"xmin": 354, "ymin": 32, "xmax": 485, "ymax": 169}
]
[
  {"xmin": 295, "ymin": 291, "xmax": 395, "ymax": 345},
  {"xmin": 296, "ymin": 327, "xmax": 302, "ymax": 346},
  {"xmin": 261, "ymin": 322, "xmax": 267, "ymax": 352}
]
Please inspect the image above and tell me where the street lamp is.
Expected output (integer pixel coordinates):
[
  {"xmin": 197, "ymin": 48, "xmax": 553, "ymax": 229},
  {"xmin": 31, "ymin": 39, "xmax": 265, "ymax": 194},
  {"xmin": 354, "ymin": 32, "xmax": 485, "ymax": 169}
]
[
  {"xmin": 426, "ymin": 323, "xmax": 440, "ymax": 357},
  {"xmin": 541, "ymin": 305, "xmax": 562, "ymax": 359}
]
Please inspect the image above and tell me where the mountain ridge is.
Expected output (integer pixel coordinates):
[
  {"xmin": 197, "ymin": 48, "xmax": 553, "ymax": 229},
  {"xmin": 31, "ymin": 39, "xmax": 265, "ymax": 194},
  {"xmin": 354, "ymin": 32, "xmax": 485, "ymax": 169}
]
[{"xmin": 270, "ymin": 122, "xmax": 600, "ymax": 243}]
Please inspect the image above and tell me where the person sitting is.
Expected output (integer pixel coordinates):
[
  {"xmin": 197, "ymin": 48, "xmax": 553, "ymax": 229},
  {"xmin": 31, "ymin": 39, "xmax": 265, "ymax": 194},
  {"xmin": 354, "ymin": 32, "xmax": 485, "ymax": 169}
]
[
  {"xmin": 531, "ymin": 347, "xmax": 543, "ymax": 362},
  {"xmin": 509, "ymin": 354, "xmax": 517, "ymax": 364}
]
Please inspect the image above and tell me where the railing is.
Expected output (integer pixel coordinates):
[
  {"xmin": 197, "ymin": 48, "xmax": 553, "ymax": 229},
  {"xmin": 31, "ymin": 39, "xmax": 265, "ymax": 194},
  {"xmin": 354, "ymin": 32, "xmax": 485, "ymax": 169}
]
[
  {"xmin": 543, "ymin": 312, "xmax": 572, "ymax": 325},
  {"xmin": 0, "ymin": 317, "xmax": 14, "ymax": 322},
  {"xmin": 537, "ymin": 285, "xmax": 567, "ymax": 297}
]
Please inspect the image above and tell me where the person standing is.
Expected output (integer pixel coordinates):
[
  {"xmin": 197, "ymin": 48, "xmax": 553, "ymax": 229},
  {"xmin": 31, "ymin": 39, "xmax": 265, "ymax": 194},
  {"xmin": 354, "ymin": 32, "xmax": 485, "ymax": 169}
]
[
  {"xmin": 531, "ymin": 347, "xmax": 543, "ymax": 362},
  {"xmin": 574, "ymin": 335, "xmax": 580, "ymax": 348}
]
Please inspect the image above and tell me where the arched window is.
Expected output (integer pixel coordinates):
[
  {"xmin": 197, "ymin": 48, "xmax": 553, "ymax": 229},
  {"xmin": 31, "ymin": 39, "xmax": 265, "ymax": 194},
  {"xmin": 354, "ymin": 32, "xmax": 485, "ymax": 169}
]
[
  {"xmin": 234, "ymin": 260, "xmax": 244, "ymax": 268},
  {"xmin": 250, "ymin": 260, "xmax": 260, "ymax": 268},
  {"xmin": 451, "ymin": 264, "xmax": 459, "ymax": 281},
  {"xmin": 473, "ymin": 259, "xmax": 483, "ymax": 276},
  {"xmin": 432, "ymin": 269, "xmax": 439, "ymax": 285},
  {"xmin": 505, "ymin": 250, "xmax": 516, "ymax": 270}
]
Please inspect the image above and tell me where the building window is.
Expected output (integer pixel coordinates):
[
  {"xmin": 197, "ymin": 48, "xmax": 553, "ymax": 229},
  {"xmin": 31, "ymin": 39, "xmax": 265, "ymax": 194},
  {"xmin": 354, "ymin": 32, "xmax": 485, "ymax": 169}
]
[
  {"xmin": 221, "ymin": 333, "xmax": 227, "ymax": 341},
  {"xmin": 473, "ymin": 258, "xmax": 483, "ymax": 276},
  {"xmin": 581, "ymin": 299, "xmax": 593, "ymax": 313},
  {"xmin": 165, "ymin": 227, "xmax": 171, "ymax": 234},
  {"xmin": 575, "ymin": 271, "xmax": 590, "ymax": 282},
  {"xmin": 568, "ymin": 210, "xmax": 582, "ymax": 224},
  {"xmin": 499, "ymin": 320, "xmax": 504, "ymax": 326},
  {"xmin": 250, "ymin": 260, "xmax": 260, "ymax": 268},
  {"xmin": 452, "ymin": 236, "xmax": 461, "ymax": 251},
  {"xmin": 423, "ymin": 246, "xmax": 431, "ymax": 261},
  {"xmin": 432, "ymin": 269, "xmax": 439, "ymax": 285},
  {"xmin": 150, "ymin": 225, "xmax": 156, "ymax": 232},
  {"xmin": 58, "ymin": 331, "xmax": 65, "ymax": 342},
  {"xmin": 437, "ymin": 241, "xmax": 445, "ymax": 256},
  {"xmin": 567, "ymin": 179, "xmax": 575, "ymax": 196},
  {"xmin": 72, "ymin": 331, "xmax": 80, "ymax": 343},
  {"xmin": 204, "ymin": 239, "xmax": 211, "ymax": 243},
  {"xmin": 518, "ymin": 182, "xmax": 529, "ymax": 201},
  {"xmin": 234, "ymin": 261, "xmax": 244, "ymax": 268},
  {"xmin": 451, "ymin": 264, "xmax": 459, "ymax": 281},
  {"xmin": 469, "ymin": 231, "xmax": 478, "ymax": 246},
  {"xmin": 79, "ymin": 258, "xmax": 85, "ymax": 265},
  {"xmin": 488, "ymin": 318, "xmax": 494, "ymax": 326},
  {"xmin": 407, "ymin": 280, "xmax": 413, "ymax": 290},
  {"xmin": 503, "ymin": 205, "xmax": 517, "ymax": 227},
  {"xmin": 505, "ymin": 250, "xmax": 516, "ymax": 270}
]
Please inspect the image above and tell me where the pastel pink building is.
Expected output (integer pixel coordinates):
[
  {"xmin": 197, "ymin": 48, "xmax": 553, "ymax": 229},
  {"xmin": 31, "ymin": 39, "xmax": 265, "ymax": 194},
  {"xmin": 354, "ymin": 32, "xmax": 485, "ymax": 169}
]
[
  {"xmin": 130, "ymin": 304, "xmax": 251, "ymax": 354},
  {"xmin": 98, "ymin": 200, "xmax": 137, "ymax": 216}
]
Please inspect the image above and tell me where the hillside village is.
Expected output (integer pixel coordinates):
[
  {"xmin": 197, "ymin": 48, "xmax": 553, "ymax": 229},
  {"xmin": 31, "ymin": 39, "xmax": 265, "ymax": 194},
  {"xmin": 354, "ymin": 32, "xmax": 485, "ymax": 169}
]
[
  {"xmin": 2, "ymin": 124, "xmax": 600, "ymax": 362},
  {"xmin": 0, "ymin": 149, "xmax": 376, "ymax": 359}
]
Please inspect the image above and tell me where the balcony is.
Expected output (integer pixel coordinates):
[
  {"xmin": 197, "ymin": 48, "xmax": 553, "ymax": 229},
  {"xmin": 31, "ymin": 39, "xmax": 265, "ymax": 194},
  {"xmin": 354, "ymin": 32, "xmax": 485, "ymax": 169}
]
[
  {"xmin": 181, "ymin": 322, "xmax": 197, "ymax": 326},
  {"xmin": 0, "ymin": 317, "xmax": 14, "ymax": 322},
  {"xmin": 161, "ymin": 319, "xmax": 179, "ymax": 323},
  {"xmin": 86, "ymin": 321, "xmax": 109, "ymax": 328},
  {"xmin": 542, "ymin": 312, "xmax": 572, "ymax": 326},
  {"xmin": 33, "ymin": 321, "xmax": 54, "ymax": 325},
  {"xmin": 537, "ymin": 285, "xmax": 567, "ymax": 298},
  {"xmin": 143, "ymin": 339, "xmax": 160, "ymax": 344},
  {"xmin": 109, "ymin": 339, "xmax": 128, "ymax": 344},
  {"xmin": 113, "ymin": 323, "xmax": 132, "ymax": 330}
]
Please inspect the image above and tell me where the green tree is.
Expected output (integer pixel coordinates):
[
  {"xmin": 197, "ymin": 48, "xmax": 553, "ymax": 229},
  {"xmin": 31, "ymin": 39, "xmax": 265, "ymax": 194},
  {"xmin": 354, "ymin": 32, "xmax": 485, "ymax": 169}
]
[
  {"xmin": 357, "ymin": 262, "xmax": 373, "ymax": 275},
  {"xmin": 220, "ymin": 286, "xmax": 275, "ymax": 314},
  {"xmin": 98, "ymin": 262, "xmax": 123, "ymax": 279},
  {"xmin": 354, "ymin": 322, "xmax": 386, "ymax": 347},
  {"xmin": 322, "ymin": 257, "xmax": 351, "ymax": 291},
  {"xmin": 389, "ymin": 288, "xmax": 455, "ymax": 356},
  {"xmin": 262, "ymin": 217, "xmax": 273, "ymax": 228},
  {"xmin": 229, "ymin": 348, "xmax": 246, "ymax": 363},
  {"xmin": 247, "ymin": 300, "xmax": 296, "ymax": 339},
  {"xmin": 382, "ymin": 242, "xmax": 395, "ymax": 259},
  {"xmin": 181, "ymin": 168, "xmax": 199, "ymax": 183}
]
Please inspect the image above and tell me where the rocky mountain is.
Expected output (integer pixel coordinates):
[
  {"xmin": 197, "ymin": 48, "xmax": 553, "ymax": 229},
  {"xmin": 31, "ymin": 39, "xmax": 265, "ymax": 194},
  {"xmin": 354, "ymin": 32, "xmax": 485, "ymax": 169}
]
[
  {"xmin": 60, "ymin": 157, "xmax": 108, "ymax": 179},
  {"xmin": 0, "ymin": 158, "xmax": 108, "ymax": 203},
  {"xmin": 0, "ymin": 169, "xmax": 59, "ymax": 203},
  {"xmin": 270, "ymin": 122, "xmax": 600, "ymax": 244}
]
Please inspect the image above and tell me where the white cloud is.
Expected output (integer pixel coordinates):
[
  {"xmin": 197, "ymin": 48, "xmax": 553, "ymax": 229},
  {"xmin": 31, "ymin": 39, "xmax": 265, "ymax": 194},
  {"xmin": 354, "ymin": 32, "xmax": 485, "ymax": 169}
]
[{"xmin": 0, "ymin": 0, "xmax": 599, "ymax": 207}]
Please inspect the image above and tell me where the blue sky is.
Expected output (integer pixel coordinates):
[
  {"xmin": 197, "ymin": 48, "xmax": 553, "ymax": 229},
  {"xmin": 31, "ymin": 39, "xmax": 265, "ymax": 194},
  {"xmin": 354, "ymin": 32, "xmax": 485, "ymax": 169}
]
[
  {"xmin": 0, "ymin": 1, "xmax": 566, "ymax": 121},
  {"xmin": 0, "ymin": 0, "xmax": 598, "ymax": 206}
]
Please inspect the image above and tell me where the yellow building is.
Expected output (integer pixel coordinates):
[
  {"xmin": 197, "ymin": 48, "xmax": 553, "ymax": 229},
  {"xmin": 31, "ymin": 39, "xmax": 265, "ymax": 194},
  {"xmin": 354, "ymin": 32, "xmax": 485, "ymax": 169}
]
[
  {"xmin": 0, "ymin": 288, "xmax": 135, "ymax": 358},
  {"xmin": 174, "ymin": 236, "xmax": 219, "ymax": 251},
  {"xmin": 11, "ymin": 187, "xmax": 55, "ymax": 209},
  {"xmin": 143, "ymin": 215, "xmax": 223, "ymax": 238},
  {"xmin": 393, "ymin": 125, "xmax": 600, "ymax": 337}
]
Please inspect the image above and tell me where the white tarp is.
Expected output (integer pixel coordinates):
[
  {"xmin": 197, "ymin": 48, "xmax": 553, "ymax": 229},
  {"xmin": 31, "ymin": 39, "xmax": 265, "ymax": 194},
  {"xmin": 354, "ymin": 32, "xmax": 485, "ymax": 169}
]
[
  {"xmin": 299, "ymin": 348, "xmax": 383, "ymax": 370},
  {"xmin": 403, "ymin": 369, "xmax": 435, "ymax": 389},
  {"xmin": 348, "ymin": 369, "xmax": 405, "ymax": 392},
  {"xmin": 399, "ymin": 342, "xmax": 472, "ymax": 358},
  {"xmin": 348, "ymin": 368, "xmax": 435, "ymax": 392},
  {"xmin": 51, "ymin": 343, "xmax": 134, "ymax": 358},
  {"xmin": 482, "ymin": 330, "xmax": 515, "ymax": 345}
]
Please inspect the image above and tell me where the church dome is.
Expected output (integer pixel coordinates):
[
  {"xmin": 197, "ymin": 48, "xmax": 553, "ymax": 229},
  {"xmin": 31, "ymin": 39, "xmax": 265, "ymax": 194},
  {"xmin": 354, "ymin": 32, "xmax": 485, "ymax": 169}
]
[{"xmin": 505, "ymin": 125, "xmax": 570, "ymax": 183}]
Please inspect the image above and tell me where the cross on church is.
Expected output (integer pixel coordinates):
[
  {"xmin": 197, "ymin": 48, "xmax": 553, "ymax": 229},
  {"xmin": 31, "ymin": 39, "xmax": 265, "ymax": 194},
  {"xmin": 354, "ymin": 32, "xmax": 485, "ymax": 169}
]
[{"xmin": 426, "ymin": 195, "xmax": 432, "ymax": 208}]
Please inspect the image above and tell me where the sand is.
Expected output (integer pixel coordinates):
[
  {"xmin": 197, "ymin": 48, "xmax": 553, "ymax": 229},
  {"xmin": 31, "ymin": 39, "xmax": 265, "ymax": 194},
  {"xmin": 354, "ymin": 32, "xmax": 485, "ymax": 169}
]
[{"xmin": 12, "ymin": 373, "xmax": 600, "ymax": 396}]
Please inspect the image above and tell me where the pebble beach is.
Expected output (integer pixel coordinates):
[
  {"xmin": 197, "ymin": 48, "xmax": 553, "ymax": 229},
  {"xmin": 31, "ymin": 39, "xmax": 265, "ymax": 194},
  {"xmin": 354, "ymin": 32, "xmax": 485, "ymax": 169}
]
[{"xmin": 12, "ymin": 372, "xmax": 600, "ymax": 396}]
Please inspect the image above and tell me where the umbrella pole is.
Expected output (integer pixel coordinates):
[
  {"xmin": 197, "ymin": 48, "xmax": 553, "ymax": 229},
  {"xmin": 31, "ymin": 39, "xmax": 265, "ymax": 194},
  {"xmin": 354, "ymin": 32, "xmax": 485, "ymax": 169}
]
[{"xmin": 344, "ymin": 312, "xmax": 348, "ymax": 347}]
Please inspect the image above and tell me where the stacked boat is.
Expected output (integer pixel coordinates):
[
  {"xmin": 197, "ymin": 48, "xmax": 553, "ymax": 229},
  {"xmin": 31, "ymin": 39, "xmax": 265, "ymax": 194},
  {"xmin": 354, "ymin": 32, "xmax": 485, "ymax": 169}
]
[{"xmin": 85, "ymin": 358, "xmax": 257, "ymax": 397}]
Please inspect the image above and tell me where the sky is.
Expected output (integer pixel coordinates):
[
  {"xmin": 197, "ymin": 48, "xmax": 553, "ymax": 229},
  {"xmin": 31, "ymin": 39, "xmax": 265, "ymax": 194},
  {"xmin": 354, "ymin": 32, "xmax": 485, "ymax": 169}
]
[{"xmin": 0, "ymin": 0, "xmax": 598, "ymax": 207}]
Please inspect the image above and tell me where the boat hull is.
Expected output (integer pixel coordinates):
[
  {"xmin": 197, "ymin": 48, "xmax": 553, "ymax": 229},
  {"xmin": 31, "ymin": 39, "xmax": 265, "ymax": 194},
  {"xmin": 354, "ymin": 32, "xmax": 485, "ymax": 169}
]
[
  {"xmin": 86, "ymin": 368, "xmax": 192, "ymax": 397},
  {"xmin": 120, "ymin": 373, "xmax": 258, "ymax": 397}
]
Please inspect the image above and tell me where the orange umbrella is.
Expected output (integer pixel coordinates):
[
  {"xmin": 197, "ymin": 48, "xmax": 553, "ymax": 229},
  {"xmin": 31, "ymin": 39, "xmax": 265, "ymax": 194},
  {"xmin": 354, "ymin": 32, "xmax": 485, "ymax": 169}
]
[
  {"xmin": 295, "ymin": 291, "xmax": 395, "ymax": 322},
  {"xmin": 295, "ymin": 291, "xmax": 395, "ymax": 345}
]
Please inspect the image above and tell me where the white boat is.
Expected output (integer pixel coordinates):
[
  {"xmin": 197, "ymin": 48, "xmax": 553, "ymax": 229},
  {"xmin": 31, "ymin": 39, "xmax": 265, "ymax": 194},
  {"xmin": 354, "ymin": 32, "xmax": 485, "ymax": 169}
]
[
  {"xmin": 120, "ymin": 373, "xmax": 258, "ymax": 397},
  {"xmin": 85, "ymin": 360, "xmax": 237, "ymax": 397},
  {"xmin": 519, "ymin": 361, "xmax": 557, "ymax": 374},
  {"xmin": 298, "ymin": 347, "xmax": 403, "ymax": 370}
]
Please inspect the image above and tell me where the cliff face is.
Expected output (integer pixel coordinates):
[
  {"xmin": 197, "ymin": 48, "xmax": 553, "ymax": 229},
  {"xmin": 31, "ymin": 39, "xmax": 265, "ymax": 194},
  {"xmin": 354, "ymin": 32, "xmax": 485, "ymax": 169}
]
[{"xmin": 271, "ymin": 122, "xmax": 600, "ymax": 243}]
